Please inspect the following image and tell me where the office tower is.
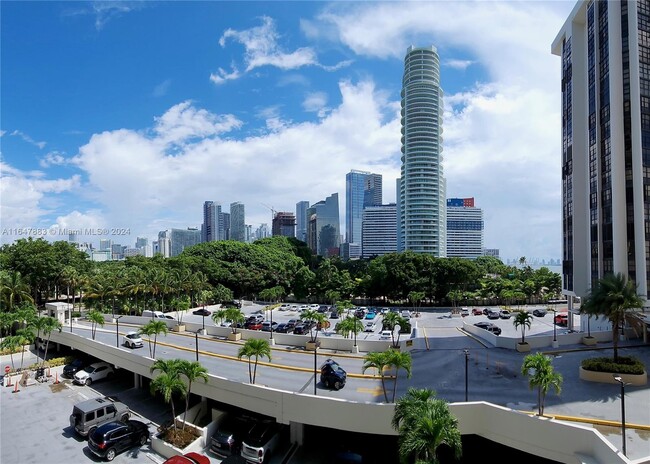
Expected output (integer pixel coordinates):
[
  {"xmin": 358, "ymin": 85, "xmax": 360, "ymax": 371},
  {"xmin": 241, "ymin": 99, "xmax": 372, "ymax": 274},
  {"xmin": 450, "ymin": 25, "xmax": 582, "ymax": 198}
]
[
  {"xmin": 170, "ymin": 228, "xmax": 201, "ymax": 257},
  {"xmin": 399, "ymin": 45, "xmax": 446, "ymax": 256},
  {"xmin": 346, "ymin": 170, "xmax": 382, "ymax": 246},
  {"xmin": 255, "ymin": 223, "xmax": 270, "ymax": 241},
  {"xmin": 135, "ymin": 237, "xmax": 148, "ymax": 248},
  {"xmin": 362, "ymin": 204, "xmax": 397, "ymax": 258},
  {"xmin": 99, "ymin": 239, "xmax": 112, "ymax": 251},
  {"xmin": 230, "ymin": 202, "xmax": 246, "ymax": 242},
  {"xmin": 296, "ymin": 200, "xmax": 309, "ymax": 242},
  {"xmin": 339, "ymin": 242, "xmax": 361, "ymax": 260},
  {"xmin": 446, "ymin": 198, "xmax": 484, "ymax": 259},
  {"xmin": 272, "ymin": 212, "xmax": 296, "ymax": 237},
  {"xmin": 110, "ymin": 243, "xmax": 124, "ymax": 260},
  {"xmin": 306, "ymin": 193, "xmax": 340, "ymax": 257},
  {"xmin": 157, "ymin": 230, "xmax": 171, "ymax": 258},
  {"xmin": 245, "ymin": 224, "xmax": 252, "ymax": 243},
  {"xmin": 553, "ymin": 1, "xmax": 650, "ymax": 308},
  {"xmin": 68, "ymin": 232, "xmax": 78, "ymax": 243},
  {"xmin": 221, "ymin": 212, "xmax": 230, "ymax": 240},
  {"xmin": 202, "ymin": 201, "xmax": 222, "ymax": 242}
]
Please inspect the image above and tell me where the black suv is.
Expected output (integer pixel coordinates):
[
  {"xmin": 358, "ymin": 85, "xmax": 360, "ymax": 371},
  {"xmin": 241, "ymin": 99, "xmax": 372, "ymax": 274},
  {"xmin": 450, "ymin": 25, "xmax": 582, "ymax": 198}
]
[
  {"xmin": 210, "ymin": 413, "xmax": 255, "ymax": 458},
  {"xmin": 320, "ymin": 359, "xmax": 347, "ymax": 390},
  {"xmin": 88, "ymin": 420, "xmax": 149, "ymax": 461},
  {"xmin": 63, "ymin": 357, "xmax": 92, "ymax": 378}
]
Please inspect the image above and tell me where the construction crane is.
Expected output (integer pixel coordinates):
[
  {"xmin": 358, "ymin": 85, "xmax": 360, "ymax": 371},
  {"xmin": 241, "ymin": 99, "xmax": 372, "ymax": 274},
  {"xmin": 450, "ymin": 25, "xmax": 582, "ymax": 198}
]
[{"xmin": 261, "ymin": 203, "xmax": 277, "ymax": 223}]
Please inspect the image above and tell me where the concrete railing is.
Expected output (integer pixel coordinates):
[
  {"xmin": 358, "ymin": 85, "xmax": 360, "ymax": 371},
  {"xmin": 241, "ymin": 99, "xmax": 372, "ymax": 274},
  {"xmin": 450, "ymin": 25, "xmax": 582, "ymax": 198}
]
[{"xmin": 49, "ymin": 330, "xmax": 643, "ymax": 464}]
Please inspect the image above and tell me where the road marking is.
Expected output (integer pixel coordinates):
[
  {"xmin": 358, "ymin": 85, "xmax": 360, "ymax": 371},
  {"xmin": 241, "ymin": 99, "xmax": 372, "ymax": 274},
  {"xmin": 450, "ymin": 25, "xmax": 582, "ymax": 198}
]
[{"xmin": 356, "ymin": 386, "xmax": 384, "ymax": 396}]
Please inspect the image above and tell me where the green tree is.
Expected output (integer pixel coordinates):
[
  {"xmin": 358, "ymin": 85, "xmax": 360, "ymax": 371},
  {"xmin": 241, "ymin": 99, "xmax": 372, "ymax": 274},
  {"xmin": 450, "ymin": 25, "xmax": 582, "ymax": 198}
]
[
  {"xmin": 300, "ymin": 309, "xmax": 326, "ymax": 343},
  {"xmin": 392, "ymin": 387, "xmax": 462, "ymax": 464},
  {"xmin": 15, "ymin": 329, "xmax": 33, "ymax": 371},
  {"xmin": 521, "ymin": 352, "xmax": 563, "ymax": 416},
  {"xmin": 386, "ymin": 349, "xmax": 413, "ymax": 402},
  {"xmin": 408, "ymin": 291, "xmax": 425, "ymax": 317},
  {"xmin": 0, "ymin": 336, "xmax": 21, "ymax": 371},
  {"xmin": 0, "ymin": 270, "xmax": 34, "ymax": 311},
  {"xmin": 237, "ymin": 338, "xmax": 272, "ymax": 384},
  {"xmin": 513, "ymin": 310, "xmax": 534, "ymax": 344},
  {"xmin": 382, "ymin": 312, "xmax": 402, "ymax": 348},
  {"xmin": 150, "ymin": 359, "xmax": 186, "ymax": 432},
  {"xmin": 211, "ymin": 308, "xmax": 228, "ymax": 326},
  {"xmin": 362, "ymin": 351, "xmax": 391, "ymax": 403},
  {"xmin": 36, "ymin": 316, "xmax": 62, "ymax": 366},
  {"xmin": 335, "ymin": 315, "xmax": 364, "ymax": 347},
  {"xmin": 139, "ymin": 320, "xmax": 168, "ymax": 358},
  {"xmin": 86, "ymin": 310, "xmax": 105, "ymax": 340},
  {"xmin": 176, "ymin": 360, "xmax": 209, "ymax": 431},
  {"xmin": 224, "ymin": 308, "xmax": 245, "ymax": 335},
  {"xmin": 580, "ymin": 272, "xmax": 644, "ymax": 362}
]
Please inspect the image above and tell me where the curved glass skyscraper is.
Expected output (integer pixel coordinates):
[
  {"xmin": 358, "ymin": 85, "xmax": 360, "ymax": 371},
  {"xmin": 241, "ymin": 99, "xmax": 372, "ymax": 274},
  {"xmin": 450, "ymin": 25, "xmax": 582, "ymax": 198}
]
[{"xmin": 399, "ymin": 45, "xmax": 446, "ymax": 255}]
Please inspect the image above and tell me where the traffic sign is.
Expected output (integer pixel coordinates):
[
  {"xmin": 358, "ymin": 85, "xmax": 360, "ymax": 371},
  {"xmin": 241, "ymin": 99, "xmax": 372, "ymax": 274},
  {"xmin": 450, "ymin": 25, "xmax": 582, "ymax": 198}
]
[{"xmin": 4, "ymin": 365, "xmax": 10, "ymax": 374}]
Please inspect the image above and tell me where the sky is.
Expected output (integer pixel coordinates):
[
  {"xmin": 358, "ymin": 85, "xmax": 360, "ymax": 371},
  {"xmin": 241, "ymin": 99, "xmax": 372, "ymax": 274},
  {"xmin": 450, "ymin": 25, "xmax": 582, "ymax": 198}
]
[{"xmin": 0, "ymin": 0, "xmax": 577, "ymax": 262}]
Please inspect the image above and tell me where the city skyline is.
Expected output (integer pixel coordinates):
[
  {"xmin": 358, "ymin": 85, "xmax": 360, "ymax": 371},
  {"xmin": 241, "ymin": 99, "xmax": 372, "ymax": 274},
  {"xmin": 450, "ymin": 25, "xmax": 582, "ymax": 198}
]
[{"xmin": 1, "ymin": 1, "xmax": 576, "ymax": 260}]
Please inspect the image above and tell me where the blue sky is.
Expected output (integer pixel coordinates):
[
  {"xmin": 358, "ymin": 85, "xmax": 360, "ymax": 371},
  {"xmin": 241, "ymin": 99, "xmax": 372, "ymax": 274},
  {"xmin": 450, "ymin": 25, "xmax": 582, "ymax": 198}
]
[{"xmin": 1, "ymin": 0, "xmax": 576, "ymax": 261}]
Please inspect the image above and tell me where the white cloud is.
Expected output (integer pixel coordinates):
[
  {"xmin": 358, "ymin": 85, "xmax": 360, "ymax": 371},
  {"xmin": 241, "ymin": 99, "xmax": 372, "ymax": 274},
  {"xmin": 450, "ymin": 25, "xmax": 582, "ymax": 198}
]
[
  {"xmin": 302, "ymin": 91, "xmax": 330, "ymax": 117},
  {"xmin": 62, "ymin": 1, "xmax": 142, "ymax": 31},
  {"xmin": 40, "ymin": 151, "xmax": 68, "ymax": 168},
  {"xmin": 152, "ymin": 79, "xmax": 171, "ymax": 97},
  {"xmin": 213, "ymin": 16, "xmax": 348, "ymax": 83},
  {"xmin": 444, "ymin": 59, "xmax": 474, "ymax": 70},
  {"xmin": 10, "ymin": 130, "xmax": 46, "ymax": 149}
]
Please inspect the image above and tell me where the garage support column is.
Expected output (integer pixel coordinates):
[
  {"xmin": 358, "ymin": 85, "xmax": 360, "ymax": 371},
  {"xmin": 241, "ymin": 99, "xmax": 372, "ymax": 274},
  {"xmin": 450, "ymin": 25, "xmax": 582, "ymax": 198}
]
[
  {"xmin": 289, "ymin": 421, "xmax": 304, "ymax": 446},
  {"xmin": 133, "ymin": 372, "xmax": 141, "ymax": 389}
]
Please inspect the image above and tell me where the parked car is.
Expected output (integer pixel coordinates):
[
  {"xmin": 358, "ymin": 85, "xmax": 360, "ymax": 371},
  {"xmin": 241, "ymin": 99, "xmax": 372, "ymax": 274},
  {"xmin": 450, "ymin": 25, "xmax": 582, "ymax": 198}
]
[
  {"xmin": 293, "ymin": 323, "xmax": 308, "ymax": 335},
  {"xmin": 401, "ymin": 310, "xmax": 412, "ymax": 318},
  {"xmin": 286, "ymin": 319, "xmax": 298, "ymax": 331},
  {"xmin": 472, "ymin": 308, "xmax": 484, "ymax": 316},
  {"xmin": 379, "ymin": 330, "xmax": 392, "ymax": 340},
  {"xmin": 364, "ymin": 312, "xmax": 376, "ymax": 320},
  {"xmin": 63, "ymin": 357, "xmax": 92, "ymax": 378},
  {"xmin": 329, "ymin": 311, "xmax": 339, "ymax": 319},
  {"xmin": 163, "ymin": 453, "xmax": 211, "ymax": 464},
  {"xmin": 70, "ymin": 396, "xmax": 131, "ymax": 437},
  {"xmin": 209, "ymin": 413, "xmax": 255, "ymax": 458},
  {"xmin": 74, "ymin": 361, "xmax": 115, "ymax": 386},
  {"xmin": 499, "ymin": 310, "xmax": 511, "ymax": 319},
  {"xmin": 482, "ymin": 308, "xmax": 490, "ymax": 315},
  {"xmin": 487, "ymin": 309, "xmax": 500, "ymax": 320},
  {"xmin": 555, "ymin": 313, "xmax": 568, "ymax": 326},
  {"xmin": 318, "ymin": 305, "xmax": 330, "ymax": 313},
  {"xmin": 533, "ymin": 308, "xmax": 548, "ymax": 317},
  {"xmin": 320, "ymin": 358, "xmax": 347, "ymax": 390},
  {"xmin": 278, "ymin": 303, "xmax": 291, "ymax": 311},
  {"xmin": 261, "ymin": 321, "xmax": 278, "ymax": 332},
  {"xmin": 364, "ymin": 321, "xmax": 376, "ymax": 332},
  {"xmin": 240, "ymin": 420, "xmax": 283, "ymax": 463},
  {"xmin": 88, "ymin": 419, "xmax": 150, "ymax": 461},
  {"xmin": 123, "ymin": 331, "xmax": 143, "ymax": 349},
  {"xmin": 474, "ymin": 321, "xmax": 502, "ymax": 336},
  {"xmin": 246, "ymin": 321, "xmax": 263, "ymax": 331},
  {"xmin": 274, "ymin": 323, "xmax": 290, "ymax": 333},
  {"xmin": 193, "ymin": 308, "xmax": 211, "ymax": 317},
  {"xmin": 460, "ymin": 307, "xmax": 470, "ymax": 317}
]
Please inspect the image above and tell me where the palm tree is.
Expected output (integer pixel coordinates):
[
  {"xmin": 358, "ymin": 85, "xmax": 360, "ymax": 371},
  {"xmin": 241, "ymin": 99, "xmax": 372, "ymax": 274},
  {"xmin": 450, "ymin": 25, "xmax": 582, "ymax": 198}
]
[
  {"xmin": 393, "ymin": 387, "xmax": 462, "ymax": 464},
  {"xmin": 237, "ymin": 339, "xmax": 272, "ymax": 384},
  {"xmin": 40, "ymin": 316, "xmax": 62, "ymax": 366},
  {"xmin": 301, "ymin": 308, "xmax": 326, "ymax": 344},
  {"xmin": 86, "ymin": 310, "xmax": 105, "ymax": 340},
  {"xmin": 580, "ymin": 272, "xmax": 644, "ymax": 362},
  {"xmin": 0, "ymin": 336, "xmax": 21, "ymax": 371},
  {"xmin": 139, "ymin": 320, "xmax": 168, "ymax": 358},
  {"xmin": 408, "ymin": 291, "xmax": 425, "ymax": 317},
  {"xmin": 224, "ymin": 308, "xmax": 245, "ymax": 335},
  {"xmin": 521, "ymin": 352, "xmax": 563, "ymax": 416},
  {"xmin": 381, "ymin": 311, "xmax": 401, "ymax": 348},
  {"xmin": 386, "ymin": 349, "xmax": 412, "ymax": 402},
  {"xmin": 513, "ymin": 310, "xmax": 533, "ymax": 344},
  {"xmin": 362, "ymin": 351, "xmax": 391, "ymax": 403},
  {"xmin": 0, "ymin": 271, "xmax": 34, "ymax": 311},
  {"xmin": 211, "ymin": 309, "xmax": 227, "ymax": 326},
  {"xmin": 335, "ymin": 315, "xmax": 364, "ymax": 346},
  {"xmin": 176, "ymin": 360, "xmax": 209, "ymax": 431},
  {"xmin": 15, "ymin": 329, "xmax": 33, "ymax": 371},
  {"xmin": 150, "ymin": 359, "xmax": 186, "ymax": 432}
]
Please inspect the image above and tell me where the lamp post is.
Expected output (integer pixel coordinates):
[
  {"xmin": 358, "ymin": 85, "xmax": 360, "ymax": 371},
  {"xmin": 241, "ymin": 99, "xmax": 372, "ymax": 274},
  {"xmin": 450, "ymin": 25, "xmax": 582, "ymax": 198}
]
[
  {"xmin": 313, "ymin": 343, "xmax": 318, "ymax": 396},
  {"xmin": 614, "ymin": 376, "xmax": 628, "ymax": 456},
  {"xmin": 270, "ymin": 306, "xmax": 274, "ymax": 341},
  {"xmin": 115, "ymin": 316, "xmax": 123, "ymax": 347},
  {"xmin": 195, "ymin": 330, "xmax": 200, "ymax": 362},
  {"xmin": 201, "ymin": 313, "xmax": 206, "ymax": 333},
  {"xmin": 463, "ymin": 349, "xmax": 470, "ymax": 402},
  {"xmin": 552, "ymin": 309, "xmax": 557, "ymax": 342}
]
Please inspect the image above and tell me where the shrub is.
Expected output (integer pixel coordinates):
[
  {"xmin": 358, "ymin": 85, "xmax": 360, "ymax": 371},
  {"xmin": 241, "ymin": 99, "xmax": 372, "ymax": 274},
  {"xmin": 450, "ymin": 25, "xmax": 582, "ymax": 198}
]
[
  {"xmin": 71, "ymin": 312, "xmax": 82, "ymax": 318},
  {"xmin": 581, "ymin": 356, "xmax": 645, "ymax": 375}
]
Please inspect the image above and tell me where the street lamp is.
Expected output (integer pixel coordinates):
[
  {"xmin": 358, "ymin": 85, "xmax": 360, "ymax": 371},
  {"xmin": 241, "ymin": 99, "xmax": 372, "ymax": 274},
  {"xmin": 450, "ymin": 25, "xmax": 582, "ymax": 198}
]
[
  {"xmin": 552, "ymin": 309, "xmax": 557, "ymax": 342},
  {"xmin": 201, "ymin": 313, "xmax": 206, "ymax": 334},
  {"xmin": 463, "ymin": 349, "xmax": 470, "ymax": 402},
  {"xmin": 195, "ymin": 330, "xmax": 200, "ymax": 362},
  {"xmin": 313, "ymin": 343, "xmax": 318, "ymax": 396},
  {"xmin": 115, "ymin": 316, "xmax": 123, "ymax": 347},
  {"xmin": 270, "ymin": 306, "xmax": 274, "ymax": 341},
  {"xmin": 614, "ymin": 376, "xmax": 628, "ymax": 456}
]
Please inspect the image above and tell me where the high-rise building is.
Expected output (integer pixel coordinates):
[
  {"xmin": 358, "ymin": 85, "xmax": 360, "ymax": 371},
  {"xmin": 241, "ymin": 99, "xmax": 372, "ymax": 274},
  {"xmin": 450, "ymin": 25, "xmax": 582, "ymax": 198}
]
[
  {"xmin": 170, "ymin": 228, "xmax": 201, "ymax": 257},
  {"xmin": 202, "ymin": 201, "xmax": 221, "ymax": 242},
  {"xmin": 99, "ymin": 239, "xmax": 112, "ymax": 251},
  {"xmin": 346, "ymin": 170, "xmax": 382, "ymax": 246},
  {"xmin": 254, "ymin": 223, "xmax": 270, "ymax": 241},
  {"xmin": 552, "ymin": 1, "xmax": 650, "ymax": 309},
  {"xmin": 135, "ymin": 237, "xmax": 148, "ymax": 248},
  {"xmin": 272, "ymin": 212, "xmax": 296, "ymax": 237},
  {"xmin": 362, "ymin": 204, "xmax": 397, "ymax": 258},
  {"xmin": 157, "ymin": 230, "xmax": 171, "ymax": 258},
  {"xmin": 230, "ymin": 202, "xmax": 246, "ymax": 242},
  {"xmin": 296, "ymin": 200, "xmax": 309, "ymax": 242},
  {"xmin": 221, "ymin": 212, "xmax": 230, "ymax": 240},
  {"xmin": 306, "ymin": 193, "xmax": 340, "ymax": 257},
  {"xmin": 399, "ymin": 45, "xmax": 446, "ymax": 256},
  {"xmin": 446, "ymin": 198, "xmax": 484, "ymax": 259}
]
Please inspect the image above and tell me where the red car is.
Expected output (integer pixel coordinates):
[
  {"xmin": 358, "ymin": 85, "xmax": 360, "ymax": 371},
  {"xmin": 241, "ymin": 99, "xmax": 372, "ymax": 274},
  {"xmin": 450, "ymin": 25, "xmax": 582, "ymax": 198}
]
[
  {"xmin": 554, "ymin": 313, "xmax": 568, "ymax": 326},
  {"xmin": 472, "ymin": 308, "xmax": 483, "ymax": 316},
  {"xmin": 247, "ymin": 321, "xmax": 263, "ymax": 330},
  {"xmin": 163, "ymin": 453, "xmax": 210, "ymax": 464}
]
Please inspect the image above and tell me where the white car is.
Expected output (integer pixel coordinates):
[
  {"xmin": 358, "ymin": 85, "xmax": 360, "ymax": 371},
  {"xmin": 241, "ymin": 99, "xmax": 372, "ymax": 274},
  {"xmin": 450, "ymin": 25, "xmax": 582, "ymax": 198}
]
[
  {"xmin": 73, "ymin": 362, "xmax": 115, "ymax": 386},
  {"xmin": 220, "ymin": 319, "xmax": 232, "ymax": 327},
  {"xmin": 380, "ymin": 330, "xmax": 392, "ymax": 340},
  {"xmin": 309, "ymin": 304, "xmax": 319, "ymax": 309},
  {"xmin": 123, "ymin": 331, "xmax": 143, "ymax": 349},
  {"xmin": 401, "ymin": 310, "xmax": 412, "ymax": 319},
  {"xmin": 364, "ymin": 321, "xmax": 376, "ymax": 332}
]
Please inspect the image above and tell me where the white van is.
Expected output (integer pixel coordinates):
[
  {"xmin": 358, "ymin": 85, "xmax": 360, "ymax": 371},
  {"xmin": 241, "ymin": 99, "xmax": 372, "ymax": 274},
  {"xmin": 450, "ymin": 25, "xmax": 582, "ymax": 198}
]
[{"xmin": 142, "ymin": 310, "xmax": 166, "ymax": 319}]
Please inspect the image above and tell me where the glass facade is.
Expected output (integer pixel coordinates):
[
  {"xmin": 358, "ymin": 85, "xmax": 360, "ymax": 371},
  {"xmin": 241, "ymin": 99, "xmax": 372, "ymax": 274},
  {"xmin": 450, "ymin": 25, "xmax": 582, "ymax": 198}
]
[
  {"xmin": 345, "ymin": 170, "xmax": 382, "ymax": 246},
  {"xmin": 399, "ymin": 46, "xmax": 446, "ymax": 255},
  {"xmin": 306, "ymin": 193, "xmax": 340, "ymax": 257}
]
